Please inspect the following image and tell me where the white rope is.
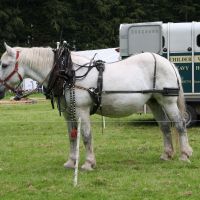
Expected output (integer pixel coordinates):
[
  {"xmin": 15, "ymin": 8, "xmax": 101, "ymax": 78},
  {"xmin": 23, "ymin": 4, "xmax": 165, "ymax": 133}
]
[{"xmin": 73, "ymin": 117, "xmax": 81, "ymax": 187}]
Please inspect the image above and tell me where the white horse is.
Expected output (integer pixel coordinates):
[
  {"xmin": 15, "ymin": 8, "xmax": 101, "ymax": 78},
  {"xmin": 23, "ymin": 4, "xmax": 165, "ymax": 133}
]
[{"xmin": 0, "ymin": 43, "xmax": 192, "ymax": 170}]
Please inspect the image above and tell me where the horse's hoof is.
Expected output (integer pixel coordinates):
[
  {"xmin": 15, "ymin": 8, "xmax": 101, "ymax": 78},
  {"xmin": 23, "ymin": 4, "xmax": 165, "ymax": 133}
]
[
  {"xmin": 64, "ymin": 160, "xmax": 75, "ymax": 169},
  {"xmin": 160, "ymin": 152, "xmax": 172, "ymax": 161},
  {"xmin": 81, "ymin": 165, "xmax": 94, "ymax": 171},
  {"xmin": 160, "ymin": 155, "xmax": 170, "ymax": 161},
  {"xmin": 179, "ymin": 154, "xmax": 191, "ymax": 163},
  {"xmin": 81, "ymin": 161, "xmax": 95, "ymax": 171},
  {"xmin": 186, "ymin": 146, "xmax": 193, "ymax": 157}
]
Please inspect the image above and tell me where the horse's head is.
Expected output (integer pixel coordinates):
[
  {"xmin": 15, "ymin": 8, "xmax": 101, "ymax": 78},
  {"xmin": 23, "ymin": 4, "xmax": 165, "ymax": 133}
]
[{"xmin": 0, "ymin": 43, "xmax": 24, "ymax": 93}]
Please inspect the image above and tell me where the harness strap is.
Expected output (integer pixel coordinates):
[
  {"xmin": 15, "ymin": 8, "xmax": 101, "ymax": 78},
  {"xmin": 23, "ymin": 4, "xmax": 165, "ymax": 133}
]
[
  {"xmin": 45, "ymin": 48, "xmax": 63, "ymax": 96},
  {"xmin": 4, "ymin": 51, "xmax": 22, "ymax": 82},
  {"xmin": 151, "ymin": 53, "xmax": 180, "ymax": 92},
  {"xmin": 74, "ymin": 60, "xmax": 105, "ymax": 115},
  {"xmin": 151, "ymin": 53, "xmax": 157, "ymax": 90},
  {"xmin": 0, "ymin": 50, "xmax": 23, "ymax": 93},
  {"xmin": 89, "ymin": 60, "xmax": 105, "ymax": 115},
  {"xmin": 75, "ymin": 86, "xmax": 179, "ymax": 96}
]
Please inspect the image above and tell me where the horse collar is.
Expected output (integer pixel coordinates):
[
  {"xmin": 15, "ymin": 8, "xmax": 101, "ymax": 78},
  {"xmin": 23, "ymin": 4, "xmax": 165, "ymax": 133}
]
[{"xmin": 0, "ymin": 50, "xmax": 23, "ymax": 92}]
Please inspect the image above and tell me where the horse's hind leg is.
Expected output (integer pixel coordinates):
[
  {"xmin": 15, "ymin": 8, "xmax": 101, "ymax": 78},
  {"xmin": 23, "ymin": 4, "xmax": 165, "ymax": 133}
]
[
  {"xmin": 77, "ymin": 108, "xmax": 96, "ymax": 170},
  {"xmin": 147, "ymin": 99, "xmax": 174, "ymax": 160},
  {"xmin": 162, "ymin": 101, "xmax": 193, "ymax": 162}
]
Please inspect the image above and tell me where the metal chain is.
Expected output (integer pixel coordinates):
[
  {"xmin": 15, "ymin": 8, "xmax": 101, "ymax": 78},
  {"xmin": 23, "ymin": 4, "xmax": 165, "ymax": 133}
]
[{"xmin": 69, "ymin": 84, "xmax": 76, "ymax": 128}]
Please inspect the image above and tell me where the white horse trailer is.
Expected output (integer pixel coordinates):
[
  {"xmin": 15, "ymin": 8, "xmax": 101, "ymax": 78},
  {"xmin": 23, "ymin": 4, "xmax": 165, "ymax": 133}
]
[
  {"xmin": 22, "ymin": 78, "xmax": 37, "ymax": 91},
  {"xmin": 120, "ymin": 21, "xmax": 200, "ymax": 126}
]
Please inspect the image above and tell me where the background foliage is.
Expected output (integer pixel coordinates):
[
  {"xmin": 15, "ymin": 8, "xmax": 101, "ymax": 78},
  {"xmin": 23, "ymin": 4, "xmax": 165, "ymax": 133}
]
[{"xmin": 0, "ymin": 0, "xmax": 200, "ymax": 52}]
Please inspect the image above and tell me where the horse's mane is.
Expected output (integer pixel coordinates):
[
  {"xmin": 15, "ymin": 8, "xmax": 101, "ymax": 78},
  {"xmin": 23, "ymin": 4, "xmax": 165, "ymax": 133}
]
[
  {"xmin": 13, "ymin": 47, "xmax": 90, "ymax": 71},
  {"xmin": 15, "ymin": 47, "xmax": 54, "ymax": 71}
]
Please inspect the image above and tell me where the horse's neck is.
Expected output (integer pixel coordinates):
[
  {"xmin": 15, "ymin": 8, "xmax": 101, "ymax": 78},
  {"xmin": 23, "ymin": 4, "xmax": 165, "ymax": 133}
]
[
  {"xmin": 18, "ymin": 47, "xmax": 54, "ymax": 86},
  {"xmin": 19, "ymin": 49, "xmax": 91, "ymax": 86}
]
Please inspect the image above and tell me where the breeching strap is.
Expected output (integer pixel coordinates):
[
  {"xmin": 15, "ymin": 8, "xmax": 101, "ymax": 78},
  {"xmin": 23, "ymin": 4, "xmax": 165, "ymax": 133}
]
[{"xmin": 151, "ymin": 53, "xmax": 157, "ymax": 90}]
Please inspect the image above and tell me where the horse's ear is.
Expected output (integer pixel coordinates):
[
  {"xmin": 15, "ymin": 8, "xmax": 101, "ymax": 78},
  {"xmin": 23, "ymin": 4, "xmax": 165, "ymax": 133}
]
[{"xmin": 4, "ymin": 42, "xmax": 15, "ymax": 57}]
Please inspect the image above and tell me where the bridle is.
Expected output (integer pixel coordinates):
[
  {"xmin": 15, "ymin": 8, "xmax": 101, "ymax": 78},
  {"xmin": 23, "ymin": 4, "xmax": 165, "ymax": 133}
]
[{"xmin": 0, "ymin": 51, "xmax": 23, "ymax": 92}]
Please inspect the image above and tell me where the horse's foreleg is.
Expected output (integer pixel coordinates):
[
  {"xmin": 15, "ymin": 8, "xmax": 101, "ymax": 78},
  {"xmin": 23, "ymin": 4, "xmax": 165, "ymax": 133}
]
[
  {"xmin": 63, "ymin": 112, "xmax": 77, "ymax": 169},
  {"xmin": 63, "ymin": 108, "xmax": 95, "ymax": 170},
  {"xmin": 78, "ymin": 108, "xmax": 96, "ymax": 171},
  {"xmin": 64, "ymin": 122, "xmax": 77, "ymax": 168},
  {"xmin": 163, "ymin": 103, "xmax": 193, "ymax": 162},
  {"xmin": 148, "ymin": 99, "xmax": 174, "ymax": 160}
]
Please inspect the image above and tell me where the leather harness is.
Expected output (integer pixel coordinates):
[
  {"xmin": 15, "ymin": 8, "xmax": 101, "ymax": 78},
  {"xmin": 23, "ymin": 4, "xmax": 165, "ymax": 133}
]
[
  {"xmin": 87, "ymin": 60, "xmax": 105, "ymax": 114},
  {"xmin": 45, "ymin": 49, "xmax": 180, "ymax": 115},
  {"xmin": 75, "ymin": 53, "xmax": 180, "ymax": 114}
]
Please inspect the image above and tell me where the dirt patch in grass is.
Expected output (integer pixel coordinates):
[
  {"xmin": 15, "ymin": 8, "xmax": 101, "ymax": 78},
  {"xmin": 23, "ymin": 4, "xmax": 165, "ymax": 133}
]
[{"xmin": 0, "ymin": 98, "xmax": 46, "ymax": 104}]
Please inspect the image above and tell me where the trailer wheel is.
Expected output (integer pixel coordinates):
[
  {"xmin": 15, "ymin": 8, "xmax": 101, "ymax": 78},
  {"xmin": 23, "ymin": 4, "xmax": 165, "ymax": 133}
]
[{"xmin": 184, "ymin": 105, "xmax": 197, "ymax": 127}]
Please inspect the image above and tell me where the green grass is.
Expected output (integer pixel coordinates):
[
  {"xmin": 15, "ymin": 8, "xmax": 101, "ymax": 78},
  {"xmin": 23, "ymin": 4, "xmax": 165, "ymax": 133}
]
[
  {"xmin": 0, "ymin": 100, "xmax": 200, "ymax": 200},
  {"xmin": 3, "ymin": 91, "xmax": 45, "ymax": 99}
]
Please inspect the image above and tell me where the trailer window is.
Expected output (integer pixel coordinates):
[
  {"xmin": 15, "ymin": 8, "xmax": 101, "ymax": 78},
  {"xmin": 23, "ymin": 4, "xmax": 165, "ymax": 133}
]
[
  {"xmin": 162, "ymin": 36, "xmax": 165, "ymax": 47},
  {"xmin": 197, "ymin": 35, "xmax": 200, "ymax": 47}
]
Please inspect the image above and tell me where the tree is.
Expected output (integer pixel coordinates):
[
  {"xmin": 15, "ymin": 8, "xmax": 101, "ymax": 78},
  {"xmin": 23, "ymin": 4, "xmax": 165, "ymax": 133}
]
[
  {"xmin": 0, "ymin": 0, "xmax": 26, "ymax": 52},
  {"xmin": 1, "ymin": 0, "xmax": 200, "ymax": 54}
]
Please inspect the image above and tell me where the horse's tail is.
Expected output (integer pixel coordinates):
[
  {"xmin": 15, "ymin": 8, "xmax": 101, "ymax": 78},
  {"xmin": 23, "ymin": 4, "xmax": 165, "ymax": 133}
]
[{"xmin": 178, "ymin": 81, "xmax": 186, "ymax": 118}]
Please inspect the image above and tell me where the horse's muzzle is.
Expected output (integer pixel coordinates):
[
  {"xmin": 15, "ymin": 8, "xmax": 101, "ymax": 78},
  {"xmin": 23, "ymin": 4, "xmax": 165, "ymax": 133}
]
[{"xmin": 0, "ymin": 85, "xmax": 5, "ymax": 99}]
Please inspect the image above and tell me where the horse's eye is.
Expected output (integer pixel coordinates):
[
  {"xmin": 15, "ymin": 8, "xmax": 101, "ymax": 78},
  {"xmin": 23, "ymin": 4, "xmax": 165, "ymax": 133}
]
[{"xmin": 2, "ymin": 63, "xmax": 8, "ymax": 69}]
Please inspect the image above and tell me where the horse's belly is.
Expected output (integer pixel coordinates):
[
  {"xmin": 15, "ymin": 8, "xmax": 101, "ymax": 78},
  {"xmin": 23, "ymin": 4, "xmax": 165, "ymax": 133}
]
[
  {"xmin": 98, "ymin": 94, "xmax": 149, "ymax": 117},
  {"xmin": 99, "ymin": 105, "xmax": 139, "ymax": 117}
]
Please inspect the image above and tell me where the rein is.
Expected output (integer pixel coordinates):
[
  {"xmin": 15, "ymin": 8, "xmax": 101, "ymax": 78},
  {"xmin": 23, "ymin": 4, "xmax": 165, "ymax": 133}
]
[{"xmin": 0, "ymin": 51, "xmax": 23, "ymax": 93}]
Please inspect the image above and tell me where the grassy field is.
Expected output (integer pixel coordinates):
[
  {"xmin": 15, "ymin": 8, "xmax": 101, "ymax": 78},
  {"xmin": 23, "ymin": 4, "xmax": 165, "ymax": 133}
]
[{"xmin": 0, "ymin": 98, "xmax": 200, "ymax": 200}]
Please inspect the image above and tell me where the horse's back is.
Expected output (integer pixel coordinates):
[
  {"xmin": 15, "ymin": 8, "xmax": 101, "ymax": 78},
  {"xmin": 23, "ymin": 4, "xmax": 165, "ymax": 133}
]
[
  {"xmin": 107, "ymin": 52, "xmax": 179, "ymax": 89},
  {"xmin": 103, "ymin": 53, "xmax": 155, "ymax": 89}
]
